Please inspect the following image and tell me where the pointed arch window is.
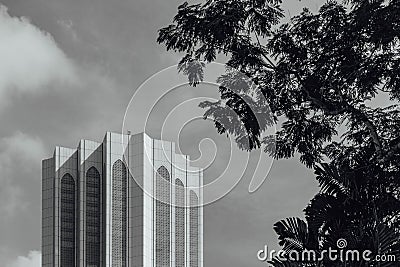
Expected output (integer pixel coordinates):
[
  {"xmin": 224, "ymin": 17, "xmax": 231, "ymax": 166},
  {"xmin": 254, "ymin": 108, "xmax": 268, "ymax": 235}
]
[
  {"xmin": 86, "ymin": 167, "xmax": 101, "ymax": 266},
  {"xmin": 156, "ymin": 166, "xmax": 171, "ymax": 267},
  {"xmin": 190, "ymin": 191, "xmax": 199, "ymax": 267},
  {"xmin": 112, "ymin": 160, "xmax": 127, "ymax": 267},
  {"xmin": 61, "ymin": 173, "xmax": 76, "ymax": 267},
  {"xmin": 175, "ymin": 179, "xmax": 185, "ymax": 267}
]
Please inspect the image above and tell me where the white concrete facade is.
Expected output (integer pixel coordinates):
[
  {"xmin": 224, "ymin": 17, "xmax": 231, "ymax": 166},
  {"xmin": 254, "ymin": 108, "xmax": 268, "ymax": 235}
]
[{"xmin": 42, "ymin": 132, "xmax": 203, "ymax": 267}]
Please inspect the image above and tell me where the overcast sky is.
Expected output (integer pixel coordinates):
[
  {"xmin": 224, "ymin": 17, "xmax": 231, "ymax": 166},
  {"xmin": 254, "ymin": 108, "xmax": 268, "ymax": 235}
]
[{"xmin": 0, "ymin": 0, "xmax": 322, "ymax": 266}]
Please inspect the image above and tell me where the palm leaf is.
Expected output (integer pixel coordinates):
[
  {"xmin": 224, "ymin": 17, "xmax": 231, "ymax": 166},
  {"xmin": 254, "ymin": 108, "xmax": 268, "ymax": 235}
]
[
  {"xmin": 273, "ymin": 217, "xmax": 309, "ymax": 253},
  {"xmin": 314, "ymin": 163, "xmax": 350, "ymax": 196}
]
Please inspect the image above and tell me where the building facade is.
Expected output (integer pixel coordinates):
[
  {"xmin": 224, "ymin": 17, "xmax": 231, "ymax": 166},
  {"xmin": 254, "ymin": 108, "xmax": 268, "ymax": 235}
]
[{"xmin": 42, "ymin": 132, "xmax": 203, "ymax": 267}]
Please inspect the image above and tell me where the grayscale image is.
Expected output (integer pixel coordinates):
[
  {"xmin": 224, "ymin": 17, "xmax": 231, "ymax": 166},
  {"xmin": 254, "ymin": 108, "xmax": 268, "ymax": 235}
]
[{"xmin": 0, "ymin": 0, "xmax": 399, "ymax": 266}]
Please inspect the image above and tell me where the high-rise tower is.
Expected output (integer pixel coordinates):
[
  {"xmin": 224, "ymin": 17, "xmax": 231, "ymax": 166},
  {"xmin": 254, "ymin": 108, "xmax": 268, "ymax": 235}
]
[{"xmin": 42, "ymin": 132, "xmax": 203, "ymax": 267}]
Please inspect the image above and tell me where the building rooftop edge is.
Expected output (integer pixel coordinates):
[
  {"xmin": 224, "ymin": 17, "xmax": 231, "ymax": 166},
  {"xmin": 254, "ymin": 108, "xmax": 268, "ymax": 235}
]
[{"xmin": 47, "ymin": 132, "xmax": 203, "ymax": 172}]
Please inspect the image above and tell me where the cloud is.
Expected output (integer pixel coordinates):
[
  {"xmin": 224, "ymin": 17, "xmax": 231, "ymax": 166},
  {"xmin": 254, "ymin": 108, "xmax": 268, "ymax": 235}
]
[
  {"xmin": 6, "ymin": 251, "xmax": 41, "ymax": 267},
  {"xmin": 0, "ymin": 132, "xmax": 45, "ymax": 265},
  {"xmin": 57, "ymin": 19, "xmax": 78, "ymax": 41},
  {"xmin": 0, "ymin": 132, "xmax": 46, "ymax": 218},
  {"xmin": 0, "ymin": 131, "xmax": 46, "ymax": 172},
  {"xmin": 0, "ymin": 5, "xmax": 77, "ymax": 108}
]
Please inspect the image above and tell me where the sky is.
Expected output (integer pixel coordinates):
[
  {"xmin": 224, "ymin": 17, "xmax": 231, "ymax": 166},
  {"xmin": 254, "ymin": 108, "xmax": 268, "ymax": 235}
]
[{"xmin": 0, "ymin": 0, "xmax": 322, "ymax": 266}]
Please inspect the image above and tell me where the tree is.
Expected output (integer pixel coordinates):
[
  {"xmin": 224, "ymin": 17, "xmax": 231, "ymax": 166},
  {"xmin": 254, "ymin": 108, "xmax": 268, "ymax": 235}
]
[
  {"xmin": 158, "ymin": 0, "xmax": 400, "ymax": 168},
  {"xmin": 270, "ymin": 146, "xmax": 400, "ymax": 266},
  {"xmin": 158, "ymin": 0, "xmax": 400, "ymax": 265}
]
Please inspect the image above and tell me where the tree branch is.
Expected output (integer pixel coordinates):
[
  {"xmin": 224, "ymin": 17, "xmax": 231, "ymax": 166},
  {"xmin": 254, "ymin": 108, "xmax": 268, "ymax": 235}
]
[
  {"xmin": 254, "ymin": 32, "xmax": 276, "ymax": 68},
  {"xmin": 346, "ymin": 105, "xmax": 383, "ymax": 159},
  {"xmin": 291, "ymin": 70, "xmax": 384, "ymax": 159}
]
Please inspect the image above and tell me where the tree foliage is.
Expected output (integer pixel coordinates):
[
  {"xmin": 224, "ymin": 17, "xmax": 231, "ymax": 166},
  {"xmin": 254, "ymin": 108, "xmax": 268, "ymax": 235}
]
[
  {"xmin": 158, "ymin": 0, "xmax": 400, "ymax": 265},
  {"xmin": 270, "ymin": 147, "xmax": 400, "ymax": 266},
  {"xmin": 158, "ymin": 0, "xmax": 400, "ymax": 168}
]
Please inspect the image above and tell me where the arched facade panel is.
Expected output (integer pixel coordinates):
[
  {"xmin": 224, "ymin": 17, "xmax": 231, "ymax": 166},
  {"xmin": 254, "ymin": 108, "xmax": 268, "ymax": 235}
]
[
  {"xmin": 175, "ymin": 178, "xmax": 185, "ymax": 267},
  {"xmin": 112, "ymin": 160, "xmax": 127, "ymax": 266},
  {"xmin": 61, "ymin": 173, "xmax": 76, "ymax": 267},
  {"xmin": 156, "ymin": 166, "xmax": 171, "ymax": 267},
  {"xmin": 190, "ymin": 190, "xmax": 199, "ymax": 267},
  {"xmin": 86, "ymin": 167, "xmax": 101, "ymax": 267}
]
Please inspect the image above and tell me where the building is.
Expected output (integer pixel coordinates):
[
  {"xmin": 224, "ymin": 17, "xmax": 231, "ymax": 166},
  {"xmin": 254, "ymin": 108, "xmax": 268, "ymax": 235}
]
[{"xmin": 42, "ymin": 132, "xmax": 203, "ymax": 267}]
